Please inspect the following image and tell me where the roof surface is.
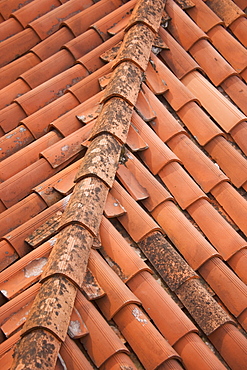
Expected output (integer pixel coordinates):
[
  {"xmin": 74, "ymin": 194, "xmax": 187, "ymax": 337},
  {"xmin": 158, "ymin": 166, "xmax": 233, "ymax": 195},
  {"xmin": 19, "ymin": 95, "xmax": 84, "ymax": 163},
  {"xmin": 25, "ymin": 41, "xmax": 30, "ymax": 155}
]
[{"xmin": 0, "ymin": 0, "xmax": 247, "ymax": 369}]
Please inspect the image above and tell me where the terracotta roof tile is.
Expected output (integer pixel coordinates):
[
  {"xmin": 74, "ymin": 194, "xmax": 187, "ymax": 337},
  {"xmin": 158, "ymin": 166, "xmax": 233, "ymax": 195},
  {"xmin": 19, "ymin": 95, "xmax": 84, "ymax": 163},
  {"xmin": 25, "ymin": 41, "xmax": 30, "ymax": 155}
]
[{"xmin": 0, "ymin": 0, "xmax": 247, "ymax": 368}]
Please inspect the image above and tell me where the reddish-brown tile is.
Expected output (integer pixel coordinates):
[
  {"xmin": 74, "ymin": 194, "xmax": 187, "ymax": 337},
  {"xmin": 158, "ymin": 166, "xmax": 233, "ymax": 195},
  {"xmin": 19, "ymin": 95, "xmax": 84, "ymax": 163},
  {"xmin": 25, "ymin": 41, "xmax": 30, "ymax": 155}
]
[
  {"xmin": 31, "ymin": 26, "xmax": 74, "ymax": 61},
  {"xmin": 229, "ymin": 121, "xmax": 247, "ymax": 156},
  {"xmin": 228, "ymin": 248, "xmax": 247, "ymax": 285},
  {"xmin": 0, "ymin": 103, "xmax": 27, "ymax": 134},
  {"xmin": 100, "ymin": 352, "xmax": 138, "ymax": 370},
  {"xmin": 0, "ymin": 240, "xmax": 18, "ymax": 272},
  {"xmin": 199, "ymin": 256, "xmax": 247, "ymax": 317},
  {"xmin": 186, "ymin": 0, "xmax": 223, "ymax": 32},
  {"xmin": 11, "ymin": 0, "xmax": 61, "ymax": 28},
  {"xmin": 135, "ymin": 89, "xmax": 156, "ymax": 122},
  {"xmin": 0, "ymin": 193, "xmax": 47, "ymax": 238},
  {"xmin": 159, "ymin": 162, "xmax": 207, "ymax": 210},
  {"xmin": 60, "ymin": 335, "xmax": 94, "ymax": 370},
  {"xmin": 100, "ymin": 216, "xmax": 151, "ymax": 282},
  {"xmin": 152, "ymin": 201, "xmax": 219, "ymax": 270},
  {"xmin": 126, "ymin": 123, "xmax": 149, "ymax": 152},
  {"xmin": 0, "ymin": 79, "xmax": 31, "ymax": 110},
  {"xmin": 117, "ymin": 164, "xmax": 149, "ymax": 201},
  {"xmin": 132, "ymin": 112, "xmax": 180, "ymax": 174},
  {"xmin": 114, "ymin": 303, "xmax": 181, "ymax": 370},
  {"xmin": 211, "ymin": 182, "xmax": 247, "ymax": 235},
  {"xmin": 0, "ymin": 131, "xmax": 61, "ymax": 182},
  {"xmin": 104, "ymin": 192, "xmax": 126, "ymax": 218},
  {"xmin": 0, "ymin": 0, "xmax": 34, "ymax": 20},
  {"xmin": 167, "ymin": 133, "xmax": 228, "ymax": 193},
  {"xmin": 127, "ymin": 271, "xmax": 197, "ymax": 346},
  {"xmin": 64, "ymin": 0, "xmax": 123, "ymax": 37},
  {"xmin": 166, "ymin": 0, "xmax": 208, "ymax": 50},
  {"xmin": 0, "ymin": 53, "xmax": 41, "ymax": 89},
  {"xmin": 229, "ymin": 16, "xmax": 247, "ymax": 47},
  {"xmin": 182, "ymin": 71, "xmax": 247, "ymax": 133},
  {"xmin": 145, "ymin": 60, "xmax": 169, "ymax": 95},
  {"xmin": 0, "ymin": 331, "xmax": 20, "ymax": 358},
  {"xmin": 159, "ymin": 27, "xmax": 200, "ymax": 80},
  {"xmin": 28, "ymin": 0, "xmax": 93, "ymax": 40},
  {"xmin": 208, "ymin": 323, "xmax": 247, "ymax": 370},
  {"xmin": 221, "ymin": 76, "xmax": 247, "ymax": 116},
  {"xmin": 189, "ymin": 39, "xmax": 237, "ymax": 86},
  {"xmin": 233, "ymin": 0, "xmax": 247, "ymax": 9},
  {"xmin": 204, "ymin": 135, "xmax": 247, "ymax": 188},
  {"xmin": 76, "ymin": 290, "xmax": 128, "ymax": 367},
  {"xmin": 237, "ymin": 308, "xmax": 247, "ymax": 332},
  {"xmin": 206, "ymin": 0, "xmax": 245, "ymax": 26},
  {"xmin": 0, "ymin": 18, "xmax": 23, "ymax": 42},
  {"xmin": 64, "ymin": 29, "xmax": 102, "ymax": 60},
  {"xmin": 0, "ymin": 125, "xmax": 34, "ymax": 161},
  {"xmin": 177, "ymin": 101, "xmax": 223, "ymax": 146},
  {"xmin": 207, "ymin": 25, "xmax": 247, "ymax": 73},
  {"xmin": 0, "ymin": 28, "xmax": 40, "ymax": 68},
  {"xmin": 187, "ymin": 198, "xmax": 246, "ymax": 260},
  {"xmin": 111, "ymin": 181, "xmax": 162, "ymax": 242}
]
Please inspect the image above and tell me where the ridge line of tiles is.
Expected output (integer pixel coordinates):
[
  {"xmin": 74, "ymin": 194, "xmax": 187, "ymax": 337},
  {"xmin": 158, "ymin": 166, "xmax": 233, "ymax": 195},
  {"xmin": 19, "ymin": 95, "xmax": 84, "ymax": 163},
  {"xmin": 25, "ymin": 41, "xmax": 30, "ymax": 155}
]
[{"xmin": 9, "ymin": 0, "xmax": 166, "ymax": 369}]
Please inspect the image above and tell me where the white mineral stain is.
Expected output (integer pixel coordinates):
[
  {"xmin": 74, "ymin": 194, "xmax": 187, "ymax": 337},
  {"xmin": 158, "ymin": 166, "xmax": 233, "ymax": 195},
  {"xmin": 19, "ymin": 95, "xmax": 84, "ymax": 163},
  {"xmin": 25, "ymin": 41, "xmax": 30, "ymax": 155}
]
[
  {"xmin": 61, "ymin": 145, "xmax": 69, "ymax": 152},
  {"xmin": 68, "ymin": 320, "xmax": 81, "ymax": 338},
  {"xmin": 1, "ymin": 290, "xmax": 8, "ymax": 298},
  {"xmin": 132, "ymin": 307, "xmax": 147, "ymax": 325},
  {"xmin": 48, "ymin": 237, "xmax": 57, "ymax": 247},
  {"xmin": 57, "ymin": 354, "xmax": 68, "ymax": 370},
  {"xmin": 24, "ymin": 257, "xmax": 47, "ymax": 278}
]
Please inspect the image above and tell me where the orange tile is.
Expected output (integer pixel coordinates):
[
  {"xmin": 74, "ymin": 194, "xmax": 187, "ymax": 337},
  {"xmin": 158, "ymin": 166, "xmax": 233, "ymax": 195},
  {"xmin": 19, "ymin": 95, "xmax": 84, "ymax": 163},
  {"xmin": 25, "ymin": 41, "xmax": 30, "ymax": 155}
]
[
  {"xmin": 187, "ymin": 198, "xmax": 247, "ymax": 260},
  {"xmin": 82, "ymin": 267, "xmax": 105, "ymax": 300},
  {"xmin": 76, "ymin": 290, "xmax": 128, "ymax": 367},
  {"xmin": 159, "ymin": 359, "xmax": 184, "ymax": 369},
  {"xmin": 0, "ymin": 130, "xmax": 61, "ymax": 182},
  {"xmin": 123, "ymin": 150, "xmax": 173, "ymax": 211},
  {"xmin": 174, "ymin": 332, "xmax": 226, "ymax": 370},
  {"xmin": 166, "ymin": 0, "xmax": 208, "ymax": 50},
  {"xmin": 0, "ymin": 79, "xmax": 31, "ymax": 110},
  {"xmin": 206, "ymin": 0, "xmax": 245, "ymax": 27},
  {"xmin": 108, "ymin": 13, "xmax": 131, "ymax": 35},
  {"xmin": 229, "ymin": 16, "xmax": 247, "ymax": 47},
  {"xmin": 0, "ymin": 193, "xmax": 47, "ymax": 238},
  {"xmin": 0, "ymin": 53, "xmax": 41, "ymax": 89},
  {"xmin": 227, "ymin": 248, "xmax": 247, "ymax": 285},
  {"xmin": 0, "ymin": 346, "xmax": 15, "ymax": 369},
  {"xmin": 0, "ymin": 18, "xmax": 23, "ymax": 42},
  {"xmin": 114, "ymin": 303, "xmax": 181, "ymax": 370},
  {"xmin": 241, "ymin": 66, "xmax": 247, "ymax": 83},
  {"xmin": 233, "ymin": 0, "xmax": 247, "ymax": 9},
  {"xmin": 159, "ymin": 162, "xmax": 207, "ymax": 210},
  {"xmin": 131, "ymin": 112, "xmax": 180, "ymax": 175},
  {"xmin": 64, "ymin": 0, "xmax": 122, "ymax": 37},
  {"xmin": 199, "ymin": 256, "xmax": 247, "ymax": 317},
  {"xmin": 0, "ymin": 240, "xmax": 18, "ymax": 272},
  {"xmin": 0, "ymin": 125, "xmax": 34, "ymax": 161},
  {"xmin": 60, "ymin": 335, "xmax": 94, "ymax": 370},
  {"xmin": 152, "ymin": 201, "xmax": 219, "ymax": 269},
  {"xmin": 159, "ymin": 27, "xmax": 200, "ymax": 80},
  {"xmin": 221, "ymin": 76, "xmax": 247, "ymax": 116},
  {"xmin": 211, "ymin": 182, "xmax": 247, "ymax": 236},
  {"xmin": 189, "ymin": 39, "xmax": 237, "ymax": 86},
  {"xmin": 31, "ymin": 26, "xmax": 74, "ymax": 61},
  {"xmin": 100, "ymin": 352, "xmax": 138, "ymax": 370},
  {"xmin": 29, "ymin": 0, "xmax": 93, "ymax": 40},
  {"xmin": 89, "ymin": 249, "xmax": 140, "ymax": 319},
  {"xmin": 207, "ymin": 25, "xmax": 247, "ymax": 73},
  {"xmin": 204, "ymin": 135, "xmax": 247, "ymax": 188},
  {"xmin": 0, "ymin": 103, "xmax": 27, "ymax": 134},
  {"xmin": 208, "ymin": 323, "xmax": 247, "ymax": 370},
  {"xmin": 168, "ymin": 133, "xmax": 228, "ymax": 193},
  {"xmin": 127, "ymin": 271, "xmax": 197, "ymax": 346},
  {"xmin": 11, "ymin": 0, "xmax": 61, "ymax": 28},
  {"xmin": 150, "ymin": 54, "xmax": 199, "ymax": 111},
  {"xmin": 230, "ymin": 121, "xmax": 247, "ymax": 155},
  {"xmin": 0, "ymin": 241, "xmax": 51, "ymax": 299},
  {"xmin": 22, "ymin": 93, "xmax": 79, "ymax": 139},
  {"xmin": 110, "ymin": 180, "xmax": 162, "ymax": 242},
  {"xmin": 64, "ymin": 29, "xmax": 102, "ymax": 60},
  {"xmin": 0, "ymin": 158, "xmax": 58, "ymax": 209},
  {"xmin": 16, "ymin": 64, "xmax": 88, "ymax": 116},
  {"xmin": 100, "ymin": 216, "xmax": 150, "ymax": 282},
  {"xmin": 0, "ymin": 28, "xmax": 40, "ymax": 68},
  {"xmin": 117, "ymin": 164, "xmax": 149, "ymax": 201},
  {"xmin": 0, "ymin": 0, "xmax": 34, "ymax": 20},
  {"xmin": 177, "ymin": 101, "xmax": 222, "ymax": 146},
  {"xmin": 182, "ymin": 71, "xmax": 247, "ymax": 133},
  {"xmin": 186, "ymin": 0, "xmax": 223, "ymax": 32},
  {"xmin": 0, "ymin": 331, "xmax": 20, "ymax": 358}
]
